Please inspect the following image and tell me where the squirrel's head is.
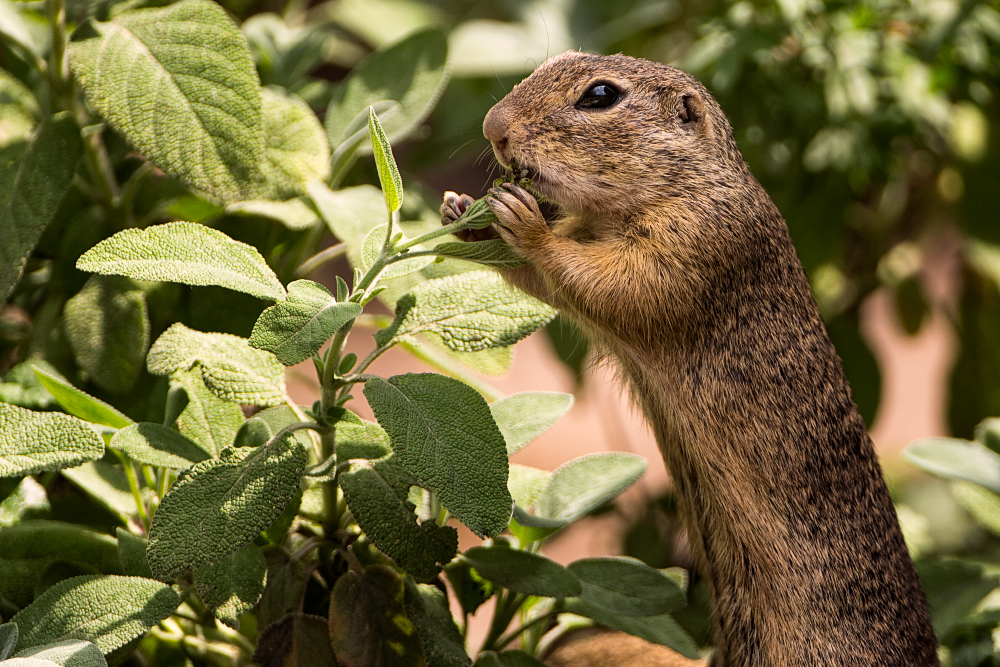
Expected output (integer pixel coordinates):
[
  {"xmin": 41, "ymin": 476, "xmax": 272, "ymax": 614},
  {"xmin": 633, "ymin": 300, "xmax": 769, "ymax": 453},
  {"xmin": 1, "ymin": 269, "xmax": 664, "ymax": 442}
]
[{"xmin": 483, "ymin": 51, "xmax": 747, "ymax": 216}]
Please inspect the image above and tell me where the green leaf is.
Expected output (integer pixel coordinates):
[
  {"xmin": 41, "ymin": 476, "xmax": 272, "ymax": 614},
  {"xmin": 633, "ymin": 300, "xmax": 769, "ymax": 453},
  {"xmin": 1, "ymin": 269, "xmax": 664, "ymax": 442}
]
[
  {"xmin": 0, "ymin": 658, "xmax": 64, "ymax": 667},
  {"xmin": 1, "ymin": 112, "xmax": 83, "ymax": 301},
  {"xmin": 325, "ymin": 28, "xmax": 449, "ymax": 151},
  {"xmin": 254, "ymin": 87, "xmax": 330, "ymax": 199},
  {"xmin": 403, "ymin": 580, "xmax": 471, "ymax": 667},
  {"xmin": 77, "ymin": 222, "xmax": 286, "ymax": 302},
  {"xmin": 916, "ymin": 559, "xmax": 1000, "ymax": 637},
  {"xmin": 462, "ymin": 546, "xmax": 580, "ymax": 598},
  {"xmin": 535, "ymin": 453, "xmax": 647, "ymax": 523},
  {"xmin": 375, "ymin": 271, "xmax": 556, "ymax": 352},
  {"xmin": 60, "ymin": 462, "xmax": 138, "ymax": 518},
  {"xmin": 10, "ymin": 575, "xmax": 179, "ymax": 654},
  {"xmin": 362, "ymin": 224, "xmax": 434, "ymax": 281},
  {"xmin": 364, "ymin": 373, "xmax": 511, "ymax": 538},
  {"xmin": 0, "ymin": 477, "xmax": 49, "ymax": 527},
  {"xmin": 147, "ymin": 323, "xmax": 286, "ymax": 407},
  {"xmin": 951, "ymin": 481, "xmax": 1000, "ymax": 537},
  {"xmin": 63, "ymin": 277, "xmax": 150, "ymax": 393},
  {"xmin": 251, "ymin": 613, "xmax": 336, "ymax": 667},
  {"xmin": 0, "ymin": 404, "xmax": 104, "ymax": 478},
  {"xmin": 431, "ymin": 241, "xmax": 526, "ymax": 268},
  {"xmin": 0, "ymin": 622, "xmax": 15, "ymax": 660},
  {"xmin": 249, "ymin": 280, "xmax": 361, "ymax": 366},
  {"xmin": 974, "ymin": 417, "xmax": 1000, "ymax": 454},
  {"xmin": 110, "ymin": 423, "xmax": 210, "ymax": 469},
  {"xmin": 368, "ymin": 107, "xmax": 403, "ymax": 214},
  {"xmin": 115, "ymin": 529, "xmax": 152, "ymax": 579},
  {"xmin": 0, "ymin": 2, "xmax": 39, "ymax": 58},
  {"xmin": 444, "ymin": 560, "xmax": 494, "ymax": 617},
  {"xmin": 146, "ymin": 437, "xmax": 307, "ymax": 579},
  {"xmin": 340, "ymin": 456, "xmax": 457, "ymax": 582},
  {"xmin": 12, "ymin": 641, "xmax": 108, "ymax": 667},
  {"xmin": 507, "ymin": 464, "xmax": 551, "ymax": 510},
  {"xmin": 567, "ymin": 557, "xmax": 685, "ymax": 616},
  {"xmin": 560, "ymin": 599, "xmax": 700, "ymax": 658},
  {"xmin": 0, "ymin": 521, "xmax": 122, "ymax": 610},
  {"xmin": 68, "ymin": 0, "xmax": 262, "ymax": 200},
  {"xmin": 544, "ymin": 314, "xmax": 590, "ymax": 387},
  {"xmin": 903, "ymin": 437, "xmax": 1000, "ymax": 493},
  {"xmin": 225, "ymin": 198, "xmax": 320, "ymax": 231},
  {"xmin": 31, "ymin": 368, "xmax": 132, "ymax": 430},
  {"xmin": 257, "ymin": 549, "xmax": 308, "ymax": 629},
  {"xmin": 170, "ymin": 370, "xmax": 244, "ymax": 457},
  {"xmin": 328, "ymin": 566, "xmax": 422, "ymax": 667},
  {"xmin": 491, "ymin": 392, "xmax": 573, "ymax": 455},
  {"xmin": 193, "ymin": 543, "xmax": 267, "ymax": 629},
  {"xmin": 332, "ymin": 409, "xmax": 391, "ymax": 461},
  {"xmin": 451, "ymin": 197, "xmax": 498, "ymax": 231},
  {"xmin": 308, "ymin": 183, "xmax": 385, "ymax": 269}
]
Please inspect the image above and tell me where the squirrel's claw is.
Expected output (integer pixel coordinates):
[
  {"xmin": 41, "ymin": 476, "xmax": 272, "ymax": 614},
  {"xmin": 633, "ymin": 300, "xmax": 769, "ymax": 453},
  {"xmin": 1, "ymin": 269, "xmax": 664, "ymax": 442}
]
[{"xmin": 487, "ymin": 183, "xmax": 546, "ymax": 250}]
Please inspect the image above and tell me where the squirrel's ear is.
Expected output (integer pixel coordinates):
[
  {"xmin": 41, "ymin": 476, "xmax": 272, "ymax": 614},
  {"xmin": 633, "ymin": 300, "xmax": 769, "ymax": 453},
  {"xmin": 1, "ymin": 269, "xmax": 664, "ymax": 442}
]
[{"xmin": 677, "ymin": 91, "xmax": 706, "ymax": 127}]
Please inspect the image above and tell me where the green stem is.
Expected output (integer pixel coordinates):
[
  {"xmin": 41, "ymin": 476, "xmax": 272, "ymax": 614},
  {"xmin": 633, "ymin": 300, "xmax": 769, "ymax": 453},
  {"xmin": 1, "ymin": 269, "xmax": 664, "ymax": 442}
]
[
  {"xmin": 113, "ymin": 451, "xmax": 150, "ymax": 530},
  {"xmin": 46, "ymin": 0, "xmax": 68, "ymax": 105},
  {"xmin": 492, "ymin": 609, "xmax": 559, "ymax": 651},
  {"xmin": 294, "ymin": 242, "xmax": 348, "ymax": 279},
  {"xmin": 481, "ymin": 591, "xmax": 526, "ymax": 653},
  {"xmin": 395, "ymin": 217, "xmax": 467, "ymax": 251}
]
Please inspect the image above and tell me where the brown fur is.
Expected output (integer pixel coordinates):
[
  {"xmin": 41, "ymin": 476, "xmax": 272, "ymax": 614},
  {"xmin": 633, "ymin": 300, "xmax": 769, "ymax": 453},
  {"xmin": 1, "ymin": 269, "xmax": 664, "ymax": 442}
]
[{"xmin": 444, "ymin": 52, "xmax": 938, "ymax": 665}]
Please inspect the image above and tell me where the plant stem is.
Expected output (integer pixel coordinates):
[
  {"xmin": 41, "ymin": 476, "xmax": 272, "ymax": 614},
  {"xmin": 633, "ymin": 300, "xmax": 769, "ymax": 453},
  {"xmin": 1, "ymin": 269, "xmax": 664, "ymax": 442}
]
[
  {"xmin": 394, "ymin": 217, "xmax": 467, "ymax": 251},
  {"xmin": 481, "ymin": 591, "xmax": 526, "ymax": 653},
  {"xmin": 113, "ymin": 451, "xmax": 150, "ymax": 530},
  {"xmin": 294, "ymin": 242, "xmax": 348, "ymax": 279},
  {"xmin": 46, "ymin": 0, "xmax": 68, "ymax": 105},
  {"xmin": 492, "ymin": 610, "xmax": 559, "ymax": 651}
]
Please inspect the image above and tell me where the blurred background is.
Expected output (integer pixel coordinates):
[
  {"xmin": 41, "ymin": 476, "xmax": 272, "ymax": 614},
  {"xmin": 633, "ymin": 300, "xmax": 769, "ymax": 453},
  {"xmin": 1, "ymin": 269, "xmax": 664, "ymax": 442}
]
[{"xmin": 3, "ymin": 0, "xmax": 1000, "ymax": 659}]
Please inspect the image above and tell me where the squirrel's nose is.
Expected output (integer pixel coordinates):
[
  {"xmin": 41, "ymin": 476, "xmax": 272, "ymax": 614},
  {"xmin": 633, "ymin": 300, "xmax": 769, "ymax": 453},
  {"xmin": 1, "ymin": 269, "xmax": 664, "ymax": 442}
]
[{"xmin": 483, "ymin": 105, "xmax": 509, "ymax": 150}]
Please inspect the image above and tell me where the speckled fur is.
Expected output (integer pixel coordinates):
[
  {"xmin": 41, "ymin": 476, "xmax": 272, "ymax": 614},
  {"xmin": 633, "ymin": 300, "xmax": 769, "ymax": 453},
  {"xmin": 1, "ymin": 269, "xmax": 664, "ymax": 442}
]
[{"xmin": 451, "ymin": 51, "xmax": 939, "ymax": 665}]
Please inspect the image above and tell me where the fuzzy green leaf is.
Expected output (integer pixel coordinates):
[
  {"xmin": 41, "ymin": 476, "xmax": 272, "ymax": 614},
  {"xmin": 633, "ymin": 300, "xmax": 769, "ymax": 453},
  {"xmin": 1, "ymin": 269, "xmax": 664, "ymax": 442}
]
[
  {"xmin": 308, "ymin": 183, "xmax": 385, "ymax": 269},
  {"xmin": 507, "ymin": 464, "xmax": 551, "ymax": 510},
  {"xmin": 77, "ymin": 222, "xmax": 286, "ymax": 301},
  {"xmin": 325, "ymin": 29, "xmax": 448, "ymax": 151},
  {"xmin": 60, "ymin": 462, "xmax": 138, "ymax": 518},
  {"xmin": 328, "ymin": 567, "xmax": 422, "ymax": 667},
  {"xmin": 375, "ymin": 271, "xmax": 556, "ymax": 352},
  {"xmin": 170, "ymin": 370, "xmax": 244, "ymax": 457},
  {"xmin": 361, "ymin": 224, "xmax": 434, "ymax": 281},
  {"xmin": 193, "ymin": 543, "xmax": 267, "ymax": 629},
  {"xmin": 403, "ymin": 580, "xmax": 471, "ymax": 667},
  {"xmin": 148, "ymin": 323, "xmax": 286, "ymax": 407},
  {"xmin": 31, "ymin": 368, "xmax": 132, "ymax": 430},
  {"xmin": 340, "ymin": 456, "xmax": 457, "ymax": 582},
  {"xmin": 368, "ymin": 108, "xmax": 402, "ymax": 214},
  {"xmin": 431, "ymin": 240, "xmax": 527, "ymax": 268},
  {"xmin": 146, "ymin": 438, "xmax": 307, "ymax": 579},
  {"xmin": 462, "ymin": 546, "xmax": 580, "ymax": 598},
  {"xmin": 12, "ymin": 641, "xmax": 107, "ymax": 667},
  {"xmin": 255, "ymin": 87, "xmax": 330, "ymax": 199},
  {"xmin": 364, "ymin": 373, "xmax": 511, "ymax": 538},
  {"xmin": 0, "ymin": 622, "xmax": 15, "ymax": 661},
  {"xmin": 951, "ymin": 481, "xmax": 1000, "ymax": 537},
  {"xmin": 111, "ymin": 423, "xmax": 210, "ymax": 469},
  {"xmin": 561, "ymin": 599, "xmax": 699, "ymax": 658},
  {"xmin": 0, "ymin": 404, "xmax": 104, "ymax": 478},
  {"xmin": 63, "ymin": 277, "xmax": 150, "ymax": 393},
  {"xmin": 225, "ymin": 198, "xmax": 319, "ymax": 230},
  {"xmin": 332, "ymin": 410, "xmax": 391, "ymax": 461},
  {"xmin": 490, "ymin": 392, "xmax": 574, "ymax": 455},
  {"xmin": 903, "ymin": 437, "xmax": 1000, "ymax": 493},
  {"xmin": 0, "ymin": 112, "xmax": 83, "ymax": 301},
  {"xmin": 567, "ymin": 557, "xmax": 685, "ymax": 616},
  {"xmin": 115, "ymin": 529, "xmax": 152, "ymax": 579},
  {"xmin": 11, "ymin": 575, "xmax": 178, "ymax": 654},
  {"xmin": 251, "ymin": 613, "xmax": 336, "ymax": 667},
  {"xmin": 249, "ymin": 280, "xmax": 361, "ymax": 366},
  {"xmin": 0, "ymin": 521, "xmax": 121, "ymax": 610},
  {"xmin": 534, "ymin": 453, "xmax": 647, "ymax": 523},
  {"xmin": 68, "ymin": 0, "xmax": 262, "ymax": 200}
]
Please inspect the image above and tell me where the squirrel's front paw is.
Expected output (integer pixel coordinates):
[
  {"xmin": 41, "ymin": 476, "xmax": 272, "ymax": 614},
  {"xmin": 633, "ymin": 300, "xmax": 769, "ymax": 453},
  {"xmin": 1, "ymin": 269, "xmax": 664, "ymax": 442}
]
[
  {"xmin": 486, "ymin": 183, "xmax": 547, "ymax": 250},
  {"xmin": 441, "ymin": 191, "xmax": 496, "ymax": 242}
]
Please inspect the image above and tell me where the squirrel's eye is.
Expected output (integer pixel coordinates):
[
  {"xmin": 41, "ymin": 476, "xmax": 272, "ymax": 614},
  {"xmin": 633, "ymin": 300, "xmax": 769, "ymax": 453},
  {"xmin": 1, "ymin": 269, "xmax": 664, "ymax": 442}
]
[{"xmin": 576, "ymin": 83, "xmax": 621, "ymax": 110}]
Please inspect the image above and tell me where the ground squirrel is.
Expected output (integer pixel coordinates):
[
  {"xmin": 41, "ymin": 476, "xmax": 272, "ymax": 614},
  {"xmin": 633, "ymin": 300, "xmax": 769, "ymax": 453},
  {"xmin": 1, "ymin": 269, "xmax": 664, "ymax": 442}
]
[{"xmin": 441, "ymin": 52, "xmax": 938, "ymax": 665}]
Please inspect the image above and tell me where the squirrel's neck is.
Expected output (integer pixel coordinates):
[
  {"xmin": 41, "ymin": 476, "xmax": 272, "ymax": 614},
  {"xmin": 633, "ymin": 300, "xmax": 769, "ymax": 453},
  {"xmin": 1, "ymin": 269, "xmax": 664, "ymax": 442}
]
[{"xmin": 606, "ymin": 215, "xmax": 938, "ymax": 666}]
